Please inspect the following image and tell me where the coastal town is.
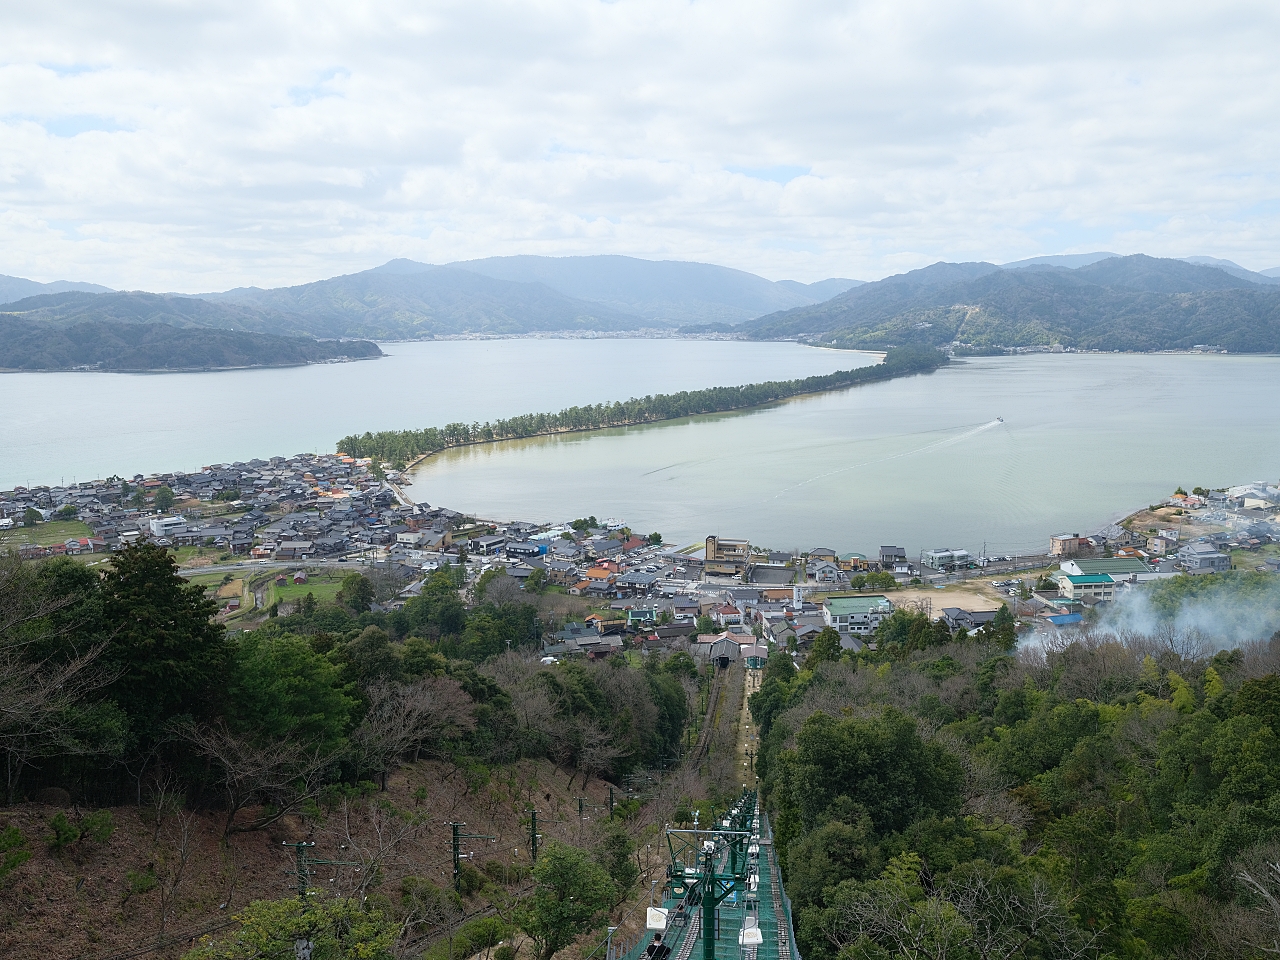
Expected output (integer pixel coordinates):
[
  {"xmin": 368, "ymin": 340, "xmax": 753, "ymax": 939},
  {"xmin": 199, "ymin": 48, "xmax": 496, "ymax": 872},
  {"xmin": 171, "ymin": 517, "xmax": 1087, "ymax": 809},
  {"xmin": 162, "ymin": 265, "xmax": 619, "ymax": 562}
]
[{"xmin": 2, "ymin": 452, "xmax": 1278, "ymax": 663}]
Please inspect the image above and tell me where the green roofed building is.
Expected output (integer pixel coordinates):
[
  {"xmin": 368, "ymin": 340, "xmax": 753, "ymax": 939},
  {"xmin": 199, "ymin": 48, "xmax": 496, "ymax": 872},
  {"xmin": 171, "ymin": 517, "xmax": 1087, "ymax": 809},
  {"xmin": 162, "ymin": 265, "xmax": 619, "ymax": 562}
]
[
  {"xmin": 1054, "ymin": 573, "xmax": 1117, "ymax": 601},
  {"xmin": 1060, "ymin": 557, "xmax": 1151, "ymax": 577},
  {"xmin": 821, "ymin": 594, "xmax": 895, "ymax": 647}
]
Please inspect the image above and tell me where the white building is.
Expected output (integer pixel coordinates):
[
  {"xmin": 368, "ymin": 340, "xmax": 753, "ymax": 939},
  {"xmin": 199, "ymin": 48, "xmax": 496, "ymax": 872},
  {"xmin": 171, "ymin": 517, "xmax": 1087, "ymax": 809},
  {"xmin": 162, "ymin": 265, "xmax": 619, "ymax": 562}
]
[
  {"xmin": 149, "ymin": 515, "xmax": 187, "ymax": 538},
  {"xmin": 923, "ymin": 548, "xmax": 970, "ymax": 569}
]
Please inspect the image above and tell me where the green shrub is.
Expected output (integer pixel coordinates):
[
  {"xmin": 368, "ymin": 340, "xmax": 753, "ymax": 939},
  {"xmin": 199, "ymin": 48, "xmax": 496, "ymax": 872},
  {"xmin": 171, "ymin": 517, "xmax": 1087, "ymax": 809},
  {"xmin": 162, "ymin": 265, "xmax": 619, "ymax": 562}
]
[
  {"xmin": 126, "ymin": 868, "xmax": 158, "ymax": 898},
  {"xmin": 420, "ymin": 917, "xmax": 510, "ymax": 960},
  {"xmin": 81, "ymin": 810, "xmax": 115, "ymax": 844},
  {"xmin": 463, "ymin": 763, "xmax": 491, "ymax": 791},
  {"xmin": 47, "ymin": 812, "xmax": 80, "ymax": 851},
  {"xmin": 0, "ymin": 826, "xmax": 30, "ymax": 883},
  {"xmin": 494, "ymin": 946, "xmax": 515, "ymax": 960},
  {"xmin": 457, "ymin": 863, "xmax": 487, "ymax": 897},
  {"xmin": 401, "ymin": 875, "xmax": 462, "ymax": 913}
]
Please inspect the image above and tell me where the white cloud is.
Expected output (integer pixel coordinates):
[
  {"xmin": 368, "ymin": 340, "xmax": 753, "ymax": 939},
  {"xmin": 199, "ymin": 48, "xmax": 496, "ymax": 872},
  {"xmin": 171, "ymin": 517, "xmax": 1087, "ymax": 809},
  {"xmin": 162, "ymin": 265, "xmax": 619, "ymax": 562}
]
[{"xmin": 1, "ymin": 0, "xmax": 1278, "ymax": 289}]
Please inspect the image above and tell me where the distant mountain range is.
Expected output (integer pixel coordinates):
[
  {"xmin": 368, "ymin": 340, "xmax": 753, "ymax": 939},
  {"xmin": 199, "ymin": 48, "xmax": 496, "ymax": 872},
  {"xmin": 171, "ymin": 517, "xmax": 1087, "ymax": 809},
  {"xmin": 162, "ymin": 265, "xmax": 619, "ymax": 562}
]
[
  {"xmin": 3, "ymin": 252, "xmax": 1279, "ymax": 360},
  {"xmin": 0, "ymin": 274, "xmax": 112, "ymax": 303},
  {"xmin": 0, "ymin": 257, "xmax": 862, "ymax": 342},
  {"xmin": 741, "ymin": 254, "xmax": 1280, "ymax": 352}
]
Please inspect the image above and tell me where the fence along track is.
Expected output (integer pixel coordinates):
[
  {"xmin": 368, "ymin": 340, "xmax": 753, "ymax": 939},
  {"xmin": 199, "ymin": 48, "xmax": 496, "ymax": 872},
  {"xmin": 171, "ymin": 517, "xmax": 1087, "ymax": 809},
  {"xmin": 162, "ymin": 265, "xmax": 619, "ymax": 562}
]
[
  {"xmin": 764, "ymin": 815, "xmax": 797, "ymax": 960},
  {"xmin": 688, "ymin": 669, "xmax": 725, "ymax": 766}
]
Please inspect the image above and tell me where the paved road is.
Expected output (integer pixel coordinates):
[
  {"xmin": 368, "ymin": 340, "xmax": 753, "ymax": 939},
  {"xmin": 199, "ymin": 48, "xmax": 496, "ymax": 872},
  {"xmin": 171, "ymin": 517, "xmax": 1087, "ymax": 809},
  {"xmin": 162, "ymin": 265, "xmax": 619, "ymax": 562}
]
[{"xmin": 178, "ymin": 556, "xmax": 378, "ymax": 577}]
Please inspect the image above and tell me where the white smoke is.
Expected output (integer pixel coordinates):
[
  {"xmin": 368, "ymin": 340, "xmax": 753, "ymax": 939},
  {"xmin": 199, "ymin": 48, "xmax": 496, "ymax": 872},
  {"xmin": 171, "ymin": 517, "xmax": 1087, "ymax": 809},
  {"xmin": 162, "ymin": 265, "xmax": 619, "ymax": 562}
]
[{"xmin": 1096, "ymin": 578, "xmax": 1280, "ymax": 650}]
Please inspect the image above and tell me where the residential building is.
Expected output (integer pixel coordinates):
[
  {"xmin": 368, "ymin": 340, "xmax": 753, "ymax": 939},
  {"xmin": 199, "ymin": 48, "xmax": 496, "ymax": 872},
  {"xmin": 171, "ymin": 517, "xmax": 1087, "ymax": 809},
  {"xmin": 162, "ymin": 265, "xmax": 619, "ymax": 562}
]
[
  {"xmin": 705, "ymin": 535, "xmax": 751, "ymax": 576},
  {"xmin": 879, "ymin": 546, "xmax": 907, "ymax": 568},
  {"xmin": 923, "ymin": 548, "xmax": 970, "ymax": 569},
  {"xmin": 1055, "ymin": 573, "xmax": 1116, "ymax": 601},
  {"xmin": 806, "ymin": 559, "xmax": 844, "ymax": 583},
  {"xmin": 149, "ymin": 515, "xmax": 187, "ymax": 538},
  {"xmin": 821, "ymin": 595, "xmax": 894, "ymax": 646},
  {"xmin": 1050, "ymin": 533, "xmax": 1092, "ymax": 557},
  {"xmin": 1178, "ymin": 542, "xmax": 1232, "ymax": 574},
  {"xmin": 940, "ymin": 608, "xmax": 999, "ymax": 632}
]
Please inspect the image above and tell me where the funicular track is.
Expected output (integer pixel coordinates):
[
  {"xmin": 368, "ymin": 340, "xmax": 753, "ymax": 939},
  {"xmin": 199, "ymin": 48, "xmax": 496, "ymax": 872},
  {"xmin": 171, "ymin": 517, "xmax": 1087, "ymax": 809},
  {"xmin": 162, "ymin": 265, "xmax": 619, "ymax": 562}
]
[
  {"xmin": 628, "ymin": 792, "xmax": 799, "ymax": 960},
  {"xmin": 688, "ymin": 669, "xmax": 725, "ymax": 766}
]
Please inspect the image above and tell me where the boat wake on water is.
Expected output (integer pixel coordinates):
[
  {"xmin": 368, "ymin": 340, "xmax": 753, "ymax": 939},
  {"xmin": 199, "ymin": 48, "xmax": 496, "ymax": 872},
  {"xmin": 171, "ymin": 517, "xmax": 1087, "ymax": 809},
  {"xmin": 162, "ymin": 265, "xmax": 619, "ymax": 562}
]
[{"xmin": 764, "ymin": 418, "xmax": 1006, "ymax": 501}]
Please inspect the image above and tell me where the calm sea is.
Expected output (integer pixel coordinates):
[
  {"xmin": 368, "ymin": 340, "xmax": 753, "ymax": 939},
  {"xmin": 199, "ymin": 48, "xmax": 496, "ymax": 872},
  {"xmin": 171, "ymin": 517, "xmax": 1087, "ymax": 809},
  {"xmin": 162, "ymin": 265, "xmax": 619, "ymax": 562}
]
[
  {"xmin": 407, "ymin": 353, "xmax": 1280, "ymax": 557},
  {"xmin": 1, "ymin": 339, "xmax": 870, "ymax": 490},
  {"xmin": 8, "ymin": 345, "xmax": 1277, "ymax": 558}
]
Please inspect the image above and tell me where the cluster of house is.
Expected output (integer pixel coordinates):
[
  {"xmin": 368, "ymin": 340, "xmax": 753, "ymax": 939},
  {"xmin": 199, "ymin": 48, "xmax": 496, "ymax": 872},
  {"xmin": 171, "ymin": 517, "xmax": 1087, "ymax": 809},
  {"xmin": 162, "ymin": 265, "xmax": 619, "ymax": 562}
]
[
  {"xmin": 499, "ymin": 534, "xmax": 920, "ymax": 663},
  {"xmin": 0, "ymin": 453, "xmax": 428, "ymax": 560},
  {"xmin": 8, "ymin": 453, "xmax": 1276, "ymax": 656},
  {"xmin": 1046, "ymin": 482, "xmax": 1280, "ymax": 581},
  {"xmin": 540, "ymin": 582, "xmax": 900, "ymax": 664}
]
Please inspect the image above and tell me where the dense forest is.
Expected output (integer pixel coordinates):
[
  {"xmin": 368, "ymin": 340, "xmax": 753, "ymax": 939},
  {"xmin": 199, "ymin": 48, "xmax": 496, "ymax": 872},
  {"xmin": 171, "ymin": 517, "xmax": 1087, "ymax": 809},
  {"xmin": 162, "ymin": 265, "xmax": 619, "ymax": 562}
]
[
  {"xmin": 0, "ymin": 545, "xmax": 691, "ymax": 807},
  {"xmin": 0, "ymin": 546, "xmax": 701, "ymax": 958},
  {"xmin": 751, "ymin": 574, "xmax": 1280, "ymax": 960},
  {"xmin": 337, "ymin": 346, "xmax": 946, "ymax": 463},
  {"xmin": 0, "ymin": 317, "xmax": 382, "ymax": 371},
  {"xmin": 742, "ymin": 255, "xmax": 1280, "ymax": 352}
]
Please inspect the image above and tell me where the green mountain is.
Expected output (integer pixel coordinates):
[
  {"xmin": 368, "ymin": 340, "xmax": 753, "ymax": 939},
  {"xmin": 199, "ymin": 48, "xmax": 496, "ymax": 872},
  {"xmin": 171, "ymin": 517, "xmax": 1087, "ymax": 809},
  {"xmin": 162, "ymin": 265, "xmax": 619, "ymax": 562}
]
[
  {"xmin": 2, "ymin": 290, "xmax": 301, "ymax": 333},
  {"xmin": 742, "ymin": 255, "xmax": 1280, "ymax": 352},
  {"xmin": 0, "ymin": 317, "xmax": 381, "ymax": 371}
]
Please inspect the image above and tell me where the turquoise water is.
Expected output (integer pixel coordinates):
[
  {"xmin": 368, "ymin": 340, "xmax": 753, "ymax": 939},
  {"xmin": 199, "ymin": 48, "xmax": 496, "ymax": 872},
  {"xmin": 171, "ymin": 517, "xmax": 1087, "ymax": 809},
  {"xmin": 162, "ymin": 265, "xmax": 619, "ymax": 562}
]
[{"xmin": 407, "ymin": 353, "xmax": 1280, "ymax": 556}]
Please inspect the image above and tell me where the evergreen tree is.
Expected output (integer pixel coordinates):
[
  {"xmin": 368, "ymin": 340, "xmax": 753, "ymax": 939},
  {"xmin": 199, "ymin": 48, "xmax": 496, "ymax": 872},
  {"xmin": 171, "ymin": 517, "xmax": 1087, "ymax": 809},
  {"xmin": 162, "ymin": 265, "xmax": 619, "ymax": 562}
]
[{"xmin": 99, "ymin": 542, "xmax": 230, "ymax": 742}]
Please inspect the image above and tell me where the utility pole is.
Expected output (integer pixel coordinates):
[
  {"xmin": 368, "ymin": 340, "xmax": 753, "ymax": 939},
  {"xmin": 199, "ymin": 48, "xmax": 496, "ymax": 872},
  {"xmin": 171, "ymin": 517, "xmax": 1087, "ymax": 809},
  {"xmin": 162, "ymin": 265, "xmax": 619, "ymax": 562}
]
[
  {"xmin": 451, "ymin": 823, "xmax": 495, "ymax": 892},
  {"xmin": 283, "ymin": 842, "xmax": 358, "ymax": 902},
  {"xmin": 528, "ymin": 809, "xmax": 541, "ymax": 862},
  {"xmin": 608, "ymin": 786, "xmax": 615, "ymax": 815}
]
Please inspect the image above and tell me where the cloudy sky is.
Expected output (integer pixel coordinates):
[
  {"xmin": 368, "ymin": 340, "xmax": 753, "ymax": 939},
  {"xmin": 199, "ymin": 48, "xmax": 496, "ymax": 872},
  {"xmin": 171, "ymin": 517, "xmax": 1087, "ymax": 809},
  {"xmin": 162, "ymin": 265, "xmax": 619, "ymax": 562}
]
[{"xmin": 2, "ymin": 0, "xmax": 1279, "ymax": 290}]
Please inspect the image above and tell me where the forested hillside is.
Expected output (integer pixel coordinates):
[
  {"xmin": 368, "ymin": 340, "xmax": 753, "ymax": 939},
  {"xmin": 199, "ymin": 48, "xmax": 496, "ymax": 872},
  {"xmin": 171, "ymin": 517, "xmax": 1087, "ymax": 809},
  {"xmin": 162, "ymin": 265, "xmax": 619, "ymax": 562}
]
[
  {"xmin": 0, "ymin": 271, "xmax": 643, "ymax": 342},
  {"xmin": 0, "ymin": 317, "xmax": 382, "ymax": 371},
  {"xmin": 0, "ymin": 547, "xmax": 712, "ymax": 960},
  {"xmin": 743, "ymin": 255, "xmax": 1280, "ymax": 352},
  {"xmin": 752, "ymin": 575, "xmax": 1280, "ymax": 960}
]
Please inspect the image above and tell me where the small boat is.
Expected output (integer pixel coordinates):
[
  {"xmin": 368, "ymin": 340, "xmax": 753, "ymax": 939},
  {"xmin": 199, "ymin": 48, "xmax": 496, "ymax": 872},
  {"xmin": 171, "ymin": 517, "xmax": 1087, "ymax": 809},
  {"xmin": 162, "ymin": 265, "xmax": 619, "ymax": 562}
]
[{"xmin": 996, "ymin": 417, "xmax": 1004, "ymax": 422}]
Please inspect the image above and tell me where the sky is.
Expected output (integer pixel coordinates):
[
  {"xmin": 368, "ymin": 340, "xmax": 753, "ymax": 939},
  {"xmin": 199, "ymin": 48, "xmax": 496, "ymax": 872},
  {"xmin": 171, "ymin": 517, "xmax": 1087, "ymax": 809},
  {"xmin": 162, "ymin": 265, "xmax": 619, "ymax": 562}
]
[{"xmin": 2, "ymin": 0, "xmax": 1279, "ymax": 291}]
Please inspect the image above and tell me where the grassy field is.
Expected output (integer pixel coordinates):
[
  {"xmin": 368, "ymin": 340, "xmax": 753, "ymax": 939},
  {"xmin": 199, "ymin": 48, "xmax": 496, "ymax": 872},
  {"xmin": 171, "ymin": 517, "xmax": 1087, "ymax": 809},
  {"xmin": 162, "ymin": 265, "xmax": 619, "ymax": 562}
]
[
  {"xmin": 184, "ymin": 571, "xmax": 232, "ymax": 591},
  {"xmin": 264, "ymin": 570, "xmax": 346, "ymax": 606},
  {"xmin": 0, "ymin": 519, "xmax": 92, "ymax": 549},
  {"xmin": 172, "ymin": 545, "xmax": 234, "ymax": 568},
  {"xmin": 1232, "ymin": 543, "xmax": 1280, "ymax": 570},
  {"xmin": 215, "ymin": 578, "xmax": 244, "ymax": 599}
]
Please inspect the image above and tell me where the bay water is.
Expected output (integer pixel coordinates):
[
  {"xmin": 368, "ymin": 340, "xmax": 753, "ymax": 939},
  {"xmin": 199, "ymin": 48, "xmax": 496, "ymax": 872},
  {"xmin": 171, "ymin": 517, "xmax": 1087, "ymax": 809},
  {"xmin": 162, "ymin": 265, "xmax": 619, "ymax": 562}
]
[
  {"xmin": 6, "ymin": 343, "xmax": 1277, "ymax": 559},
  {"xmin": 407, "ymin": 353, "xmax": 1280, "ymax": 556},
  {"xmin": 1, "ymin": 339, "xmax": 869, "ymax": 490}
]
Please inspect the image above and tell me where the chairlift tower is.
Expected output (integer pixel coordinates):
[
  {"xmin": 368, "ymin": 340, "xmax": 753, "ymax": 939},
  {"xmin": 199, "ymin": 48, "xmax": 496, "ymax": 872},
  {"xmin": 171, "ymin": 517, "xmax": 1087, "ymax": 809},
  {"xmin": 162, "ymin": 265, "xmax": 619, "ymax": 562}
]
[
  {"xmin": 662, "ymin": 792, "xmax": 757, "ymax": 960},
  {"xmin": 450, "ymin": 822, "xmax": 495, "ymax": 891},
  {"xmin": 283, "ymin": 841, "xmax": 359, "ymax": 901}
]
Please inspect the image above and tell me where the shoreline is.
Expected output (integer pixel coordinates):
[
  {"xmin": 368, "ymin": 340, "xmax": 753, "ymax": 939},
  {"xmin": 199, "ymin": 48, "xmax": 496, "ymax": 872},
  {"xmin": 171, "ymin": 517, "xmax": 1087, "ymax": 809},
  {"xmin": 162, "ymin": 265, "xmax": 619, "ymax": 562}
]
[
  {"xmin": 397, "ymin": 367, "xmax": 898, "ymax": 475},
  {"xmin": 0, "ymin": 354, "xmax": 381, "ymax": 376},
  {"xmin": 340, "ymin": 346, "xmax": 943, "ymax": 464}
]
